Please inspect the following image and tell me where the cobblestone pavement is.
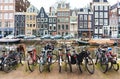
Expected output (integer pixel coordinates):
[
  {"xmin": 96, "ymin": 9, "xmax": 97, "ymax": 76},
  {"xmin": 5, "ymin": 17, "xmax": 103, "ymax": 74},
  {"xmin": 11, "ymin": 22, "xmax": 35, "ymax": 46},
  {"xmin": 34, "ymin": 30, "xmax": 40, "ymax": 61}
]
[{"xmin": 0, "ymin": 62, "xmax": 120, "ymax": 79}]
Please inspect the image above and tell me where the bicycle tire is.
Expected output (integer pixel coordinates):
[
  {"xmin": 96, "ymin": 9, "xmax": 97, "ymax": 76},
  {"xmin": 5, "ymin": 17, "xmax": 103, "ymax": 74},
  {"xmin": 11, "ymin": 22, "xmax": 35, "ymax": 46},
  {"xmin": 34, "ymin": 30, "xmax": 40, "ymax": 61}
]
[
  {"xmin": 100, "ymin": 62, "xmax": 108, "ymax": 73},
  {"xmin": 52, "ymin": 54, "xmax": 57, "ymax": 64},
  {"xmin": 113, "ymin": 63, "xmax": 119, "ymax": 71},
  {"xmin": 58, "ymin": 56, "xmax": 62, "ymax": 73},
  {"xmin": 39, "ymin": 63, "xmax": 44, "ymax": 73},
  {"xmin": 48, "ymin": 63, "xmax": 51, "ymax": 72},
  {"xmin": 27, "ymin": 56, "xmax": 34, "ymax": 72},
  {"xmin": 3, "ymin": 59, "xmax": 12, "ymax": 73},
  {"xmin": 85, "ymin": 56, "xmax": 95, "ymax": 74}
]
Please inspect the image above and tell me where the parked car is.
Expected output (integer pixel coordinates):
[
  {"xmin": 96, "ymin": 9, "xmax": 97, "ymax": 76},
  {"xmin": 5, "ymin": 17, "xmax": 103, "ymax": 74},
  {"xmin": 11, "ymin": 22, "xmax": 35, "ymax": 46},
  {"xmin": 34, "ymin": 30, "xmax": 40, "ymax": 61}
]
[
  {"xmin": 24, "ymin": 35, "xmax": 36, "ymax": 39},
  {"xmin": 40, "ymin": 35, "xmax": 52, "ymax": 39},
  {"xmin": 51, "ymin": 35, "xmax": 63, "ymax": 39},
  {"xmin": 15, "ymin": 35, "xmax": 25, "ymax": 39},
  {"xmin": 63, "ymin": 34, "xmax": 74, "ymax": 39},
  {"xmin": 5, "ymin": 35, "xmax": 15, "ymax": 39}
]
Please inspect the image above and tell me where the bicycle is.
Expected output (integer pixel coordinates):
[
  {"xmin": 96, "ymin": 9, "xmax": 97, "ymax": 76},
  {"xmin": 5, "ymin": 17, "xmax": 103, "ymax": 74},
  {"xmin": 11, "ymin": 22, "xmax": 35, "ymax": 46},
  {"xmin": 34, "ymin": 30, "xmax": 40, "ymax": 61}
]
[
  {"xmin": 64, "ymin": 47, "xmax": 72, "ymax": 72},
  {"xmin": 95, "ymin": 48, "xmax": 109, "ymax": 73},
  {"xmin": 78, "ymin": 46, "xmax": 95, "ymax": 74},
  {"xmin": 39, "ymin": 48, "xmax": 57, "ymax": 73},
  {"xmin": 27, "ymin": 47, "xmax": 39, "ymax": 72},
  {"xmin": 70, "ymin": 47, "xmax": 82, "ymax": 73}
]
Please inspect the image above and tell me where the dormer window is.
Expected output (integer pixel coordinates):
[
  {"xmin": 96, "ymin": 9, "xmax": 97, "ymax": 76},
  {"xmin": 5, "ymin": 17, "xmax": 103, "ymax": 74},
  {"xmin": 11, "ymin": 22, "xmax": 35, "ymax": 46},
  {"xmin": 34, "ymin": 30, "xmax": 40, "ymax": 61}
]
[{"xmin": 41, "ymin": 13, "xmax": 44, "ymax": 17}]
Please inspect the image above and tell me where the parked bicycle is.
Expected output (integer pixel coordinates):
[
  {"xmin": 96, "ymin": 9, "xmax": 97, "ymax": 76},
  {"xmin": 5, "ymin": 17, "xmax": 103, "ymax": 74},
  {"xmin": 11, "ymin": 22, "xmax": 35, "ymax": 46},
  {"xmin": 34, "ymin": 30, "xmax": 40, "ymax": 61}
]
[
  {"xmin": 95, "ymin": 47, "xmax": 109, "ymax": 73},
  {"xmin": 70, "ymin": 47, "xmax": 82, "ymax": 73},
  {"xmin": 103, "ymin": 47, "xmax": 119, "ymax": 72},
  {"xmin": 0, "ymin": 48, "xmax": 22, "ymax": 73},
  {"xmin": 39, "ymin": 48, "xmax": 57, "ymax": 73},
  {"xmin": 27, "ymin": 47, "xmax": 39, "ymax": 72},
  {"xmin": 78, "ymin": 46, "xmax": 95, "ymax": 74}
]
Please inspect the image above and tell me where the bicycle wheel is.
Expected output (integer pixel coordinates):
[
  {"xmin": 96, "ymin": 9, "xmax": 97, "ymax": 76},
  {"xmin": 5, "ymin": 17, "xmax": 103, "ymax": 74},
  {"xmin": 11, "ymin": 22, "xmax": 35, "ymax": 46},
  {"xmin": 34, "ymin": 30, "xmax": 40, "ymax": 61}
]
[
  {"xmin": 113, "ymin": 63, "xmax": 119, "ymax": 71},
  {"xmin": 78, "ymin": 64, "xmax": 82, "ymax": 73},
  {"xmin": 52, "ymin": 54, "xmax": 57, "ymax": 64},
  {"xmin": 68, "ymin": 56, "xmax": 72, "ymax": 72},
  {"xmin": 58, "ymin": 56, "xmax": 62, "ymax": 73},
  {"xmin": 100, "ymin": 62, "xmax": 108, "ymax": 73},
  {"xmin": 3, "ymin": 59, "xmax": 12, "ymax": 73},
  {"xmin": 48, "ymin": 63, "xmax": 51, "ymax": 72},
  {"xmin": 85, "ymin": 56, "xmax": 95, "ymax": 74},
  {"xmin": 27, "ymin": 56, "xmax": 34, "ymax": 72},
  {"xmin": 33, "ymin": 55, "xmax": 39, "ymax": 66},
  {"xmin": 68, "ymin": 62, "xmax": 72, "ymax": 72},
  {"xmin": 39, "ymin": 63, "xmax": 44, "ymax": 73}
]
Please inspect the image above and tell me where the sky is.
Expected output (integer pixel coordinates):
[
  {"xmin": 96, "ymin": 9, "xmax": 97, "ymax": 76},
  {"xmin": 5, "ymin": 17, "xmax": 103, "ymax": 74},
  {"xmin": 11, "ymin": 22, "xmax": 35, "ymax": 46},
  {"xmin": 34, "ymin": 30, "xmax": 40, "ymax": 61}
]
[{"xmin": 28, "ymin": 0, "xmax": 119, "ymax": 12}]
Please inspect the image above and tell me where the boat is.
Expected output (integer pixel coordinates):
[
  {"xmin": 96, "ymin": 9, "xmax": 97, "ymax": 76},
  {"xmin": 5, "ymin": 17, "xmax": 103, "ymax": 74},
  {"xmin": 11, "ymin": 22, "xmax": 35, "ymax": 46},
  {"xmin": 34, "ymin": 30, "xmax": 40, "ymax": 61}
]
[
  {"xmin": 77, "ymin": 40, "xmax": 90, "ymax": 46},
  {"xmin": 0, "ymin": 38, "xmax": 21, "ymax": 43},
  {"xmin": 88, "ymin": 39, "xmax": 115, "ymax": 46}
]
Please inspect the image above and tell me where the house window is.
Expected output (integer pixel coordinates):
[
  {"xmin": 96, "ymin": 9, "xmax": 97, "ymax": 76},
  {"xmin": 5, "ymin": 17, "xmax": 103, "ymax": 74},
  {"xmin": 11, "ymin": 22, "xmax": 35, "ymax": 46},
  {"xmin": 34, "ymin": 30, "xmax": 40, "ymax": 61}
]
[
  {"xmin": 104, "ymin": 6, "xmax": 108, "ymax": 11},
  {"xmin": 4, "ymin": 21, "xmax": 9, "ymax": 27},
  {"xmin": 30, "ymin": 24, "xmax": 32, "ymax": 27},
  {"xmin": 66, "ymin": 25, "xmax": 68, "ymax": 30},
  {"xmin": 84, "ymin": 15, "xmax": 87, "ymax": 20},
  {"xmin": 95, "ymin": 12, "xmax": 98, "ymax": 18},
  {"xmin": 58, "ymin": 25, "xmax": 60, "ymax": 30},
  {"xmin": 9, "ymin": 5, "xmax": 13, "ymax": 10},
  {"xmin": 104, "ymin": 12, "xmax": 108, "ymax": 18},
  {"xmin": 27, "ymin": 15, "xmax": 29, "ymax": 20},
  {"xmin": 62, "ymin": 25, "xmax": 64, "ymax": 30},
  {"xmin": 41, "ymin": 13, "xmax": 44, "ymax": 17},
  {"xmin": 100, "ymin": 6, "xmax": 103, "ymax": 10},
  {"xmin": 27, "ymin": 24, "xmax": 29, "ymax": 27},
  {"xmin": 95, "ymin": 6, "xmax": 98, "ymax": 10},
  {"xmin": 4, "ymin": 13, "xmax": 9, "ymax": 19},
  {"xmin": 49, "ymin": 26, "xmax": 52, "ymax": 30},
  {"xmin": 49, "ymin": 18, "xmax": 52, "ymax": 22},
  {"xmin": 99, "ymin": 19, "xmax": 103, "ymax": 25},
  {"xmin": 33, "ymin": 24, "xmax": 35, "ymax": 27},
  {"xmin": 45, "ymin": 24, "xmax": 47, "ymax": 29},
  {"xmin": 84, "ymin": 22, "xmax": 87, "ymax": 28},
  {"xmin": 80, "ymin": 15, "xmax": 83, "ymax": 20},
  {"xmin": 104, "ymin": 19, "xmax": 108, "ymax": 25},
  {"xmin": 79, "ymin": 22, "xmax": 83, "ymax": 28},
  {"xmin": 30, "ymin": 15, "xmax": 32, "ymax": 20},
  {"xmin": 44, "ymin": 18, "xmax": 48, "ymax": 22},
  {"xmin": 100, "ymin": 12, "xmax": 103, "ymax": 18},
  {"xmin": 53, "ymin": 18, "xmax": 56, "ymax": 23},
  {"xmin": 54, "ymin": 26, "xmax": 56, "ymax": 30},
  {"xmin": 41, "ymin": 24, "xmax": 43, "ymax": 28},
  {"xmin": 41, "ymin": 18, "xmax": 44, "ymax": 22},
  {"xmin": 95, "ymin": 19, "xmax": 98, "ymax": 25},
  {"xmin": 33, "ymin": 15, "xmax": 35, "ymax": 20}
]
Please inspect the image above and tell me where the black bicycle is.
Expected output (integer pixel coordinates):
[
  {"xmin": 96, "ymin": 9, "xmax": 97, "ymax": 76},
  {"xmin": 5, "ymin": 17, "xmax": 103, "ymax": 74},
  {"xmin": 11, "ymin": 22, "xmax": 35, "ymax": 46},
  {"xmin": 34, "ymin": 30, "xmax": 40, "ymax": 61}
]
[{"xmin": 78, "ymin": 47, "xmax": 95, "ymax": 74}]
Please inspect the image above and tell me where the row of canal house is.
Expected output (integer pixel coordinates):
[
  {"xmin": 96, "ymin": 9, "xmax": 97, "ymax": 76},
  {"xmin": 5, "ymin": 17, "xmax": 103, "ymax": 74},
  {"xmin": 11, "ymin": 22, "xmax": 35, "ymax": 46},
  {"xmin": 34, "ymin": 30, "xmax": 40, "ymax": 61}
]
[{"xmin": 13, "ymin": 0, "xmax": 120, "ymax": 38}]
